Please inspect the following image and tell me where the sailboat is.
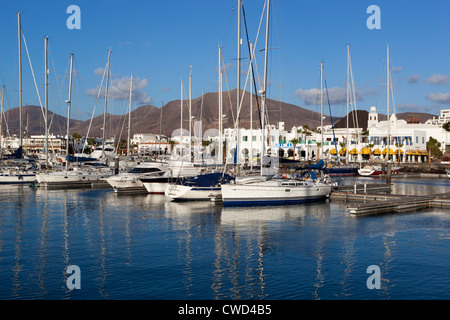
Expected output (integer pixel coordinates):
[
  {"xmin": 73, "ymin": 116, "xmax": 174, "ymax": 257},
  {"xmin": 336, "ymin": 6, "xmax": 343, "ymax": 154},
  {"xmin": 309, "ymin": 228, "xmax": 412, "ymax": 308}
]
[
  {"xmin": 0, "ymin": 13, "xmax": 37, "ymax": 184},
  {"xmin": 36, "ymin": 51, "xmax": 113, "ymax": 187},
  {"xmin": 221, "ymin": 0, "xmax": 332, "ymax": 206},
  {"xmin": 325, "ymin": 46, "xmax": 358, "ymax": 177},
  {"xmin": 358, "ymin": 43, "xmax": 401, "ymax": 177}
]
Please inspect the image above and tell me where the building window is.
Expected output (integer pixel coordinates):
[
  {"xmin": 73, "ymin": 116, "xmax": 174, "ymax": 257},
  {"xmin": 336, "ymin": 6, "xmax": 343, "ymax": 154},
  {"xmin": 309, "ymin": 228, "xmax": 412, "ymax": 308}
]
[
  {"xmin": 422, "ymin": 137, "xmax": 424, "ymax": 144},
  {"xmin": 252, "ymin": 136, "xmax": 257, "ymax": 142},
  {"xmin": 243, "ymin": 136, "xmax": 248, "ymax": 142},
  {"xmin": 416, "ymin": 136, "xmax": 418, "ymax": 144}
]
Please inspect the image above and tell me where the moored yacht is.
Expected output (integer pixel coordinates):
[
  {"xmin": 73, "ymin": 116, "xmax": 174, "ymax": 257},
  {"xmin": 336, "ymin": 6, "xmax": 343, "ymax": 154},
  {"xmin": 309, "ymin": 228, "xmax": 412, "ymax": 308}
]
[
  {"xmin": 105, "ymin": 162, "xmax": 168, "ymax": 193},
  {"xmin": 165, "ymin": 172, "xmax": 234, "ymax": 201}
]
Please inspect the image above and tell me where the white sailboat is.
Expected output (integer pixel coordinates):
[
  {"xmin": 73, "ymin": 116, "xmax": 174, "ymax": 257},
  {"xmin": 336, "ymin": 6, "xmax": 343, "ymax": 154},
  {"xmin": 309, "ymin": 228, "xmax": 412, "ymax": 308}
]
[
  {"xmin": 37, "ymin": 51, "xmax": 113, "ymax": 187},
  {"xmin": 221, "ymin": 0, "xmax": 332, "ymax": 206}
]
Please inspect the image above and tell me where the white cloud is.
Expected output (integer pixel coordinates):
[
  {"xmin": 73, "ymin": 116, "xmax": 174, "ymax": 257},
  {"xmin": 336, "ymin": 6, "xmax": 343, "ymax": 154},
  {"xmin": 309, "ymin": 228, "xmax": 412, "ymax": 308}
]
[
  {"xmin": 87, "ymin": 73, "xmax": 152, "ymax": 105},
  {"xmin": 426, "ymin": 74, "xmax": 450, "ymax": 85},
  {"xmin": 427, "ymin": 92, "xmax": 450, "ymax": 104},
  {"xmin": 294, "ymin": 86, "xmax": 372, "ymax": 105},
  {"xmin": 407, "ymin": 74, "xmax": 420, "ymax": 84},
  {"xmin": 391, "ymin": 66, "xmax": 402, "ymax": 73}
]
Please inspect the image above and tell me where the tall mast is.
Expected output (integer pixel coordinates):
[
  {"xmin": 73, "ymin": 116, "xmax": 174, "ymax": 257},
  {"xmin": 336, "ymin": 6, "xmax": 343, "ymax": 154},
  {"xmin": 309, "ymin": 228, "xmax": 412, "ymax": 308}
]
[
  {"xmin": 346, "ymin": 45, "xmax": 350, "ymax": 164},
  {"xmin": 159, "ymin": 101, "xmax": 163, "ymax": 155},
  {"xmin": 218, "ymin": 46, "xmax": 223, "ymax": 164},
  {"xmin": 180, "ymin": 79, "xmax": 183, "ymax": 157},
  {"xmin": 249, "ymin": 41, "xmax": 254, "ymax": 170},
  {"xmin": 127, "ymin": 74, "xmax": 133, "ymax": 157},
  {"xmin": 44, "ymin": 36, "xmax": 49, "ymax": 166},
  {"xmin": 0, "ymin": 85, "xmax": 4, "ymax": 155},
  {"xmin": 102, "ymin": 50, "xmax": 111, "ymax": 159},
  {"xmin": 18, "ymin": 12, "xmax": 23, "ymax": 151},
  {"xmin": 65, "ymin": 53, "xmax": 74, "ymax": 171},
  {"xmin": 386, "ymin": 42, "xmax": 390, "ymax": 164},
  {"xmin": 261, "ymin": 0, "xmax": 270, "ymax": 177},
  {"xmin": 320, "ymin": 60, "xmax": 324, "ymax": 160},
  {"xmin": 189, "ymin": 66, "xmax": 192, "ymax": 160},
  {"xmin": 236, "ymin": 0, "xmax": 241, "ymax": 172}
]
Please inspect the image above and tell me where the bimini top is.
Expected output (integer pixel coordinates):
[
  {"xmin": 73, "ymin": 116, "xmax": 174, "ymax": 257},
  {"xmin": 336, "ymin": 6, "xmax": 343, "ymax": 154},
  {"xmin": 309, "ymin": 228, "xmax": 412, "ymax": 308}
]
[{"xmin": 180, "ymin": 172, "xmax": 235, "ymax": 187}]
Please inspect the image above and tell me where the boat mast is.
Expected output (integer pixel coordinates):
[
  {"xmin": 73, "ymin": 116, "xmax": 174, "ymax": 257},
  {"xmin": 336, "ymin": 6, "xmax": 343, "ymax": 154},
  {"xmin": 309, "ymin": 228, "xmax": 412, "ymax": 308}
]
[
  {"xmin": 102, "ymin": 50, "xmax": 111, "ymax": 159},
  {"xmin": 386, "ymin": 42, "xmax": 390, "ymax": 165},
  {"xmin": 249, "ymin": 40, "xmax": 254, "ymax": 170},
  {"xmin": 65, "ymin": 53, "xmax": 74, "ymax": 171},
  {"xmin": 320, "ymin": 60, "xmax": 324, "ymax": 160},
  {"xmin": 189, "ymin": 66, "xmax": 192, "ymax": 160},
  {"xmin": 44, "ymin": 36, "xmax": 49, "ymax": 167},
  {"xmin": 159, "ymin": 101, "xmax": 163, "ymax": 155},
  {"xmin": 236, "ymin": 0, "xmax": 241, "ymax": 174},
  {"xmin": 180, "ymin": 79, "xmax": 183, "ymax": 157},
  {"xmin": 218, "ymin": 46, "xmax": 223, "ymax": 164},
  {"xmin": 260, "ymin": 0, "xmax": 270, "ymax": 177},
  {"xmin": 346, "ymin": 45, "xmax": 350, "ymax": 164},
  {"xmin": 18, "ymin": 12, "xmax": 23, "ymax": 152},
  {"xmin": 127, "ymin": 74, "xmax": 133, "ymax": 157},
  {"xmin": 0, "ymin": 85, "xmax": 4, "ymax": 155}
]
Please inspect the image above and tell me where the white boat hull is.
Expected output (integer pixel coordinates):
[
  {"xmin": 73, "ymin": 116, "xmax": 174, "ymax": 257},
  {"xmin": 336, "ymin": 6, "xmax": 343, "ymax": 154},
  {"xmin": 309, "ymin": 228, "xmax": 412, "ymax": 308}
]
[
  {"xmin": 221, "ymin": 180, "xmax": 331, "ymax": 206},
  {"xmin": 165, "ymin": 184, "xmax": 221, "ymax": 201},
  {"xmin": 0, "ymin": 172, "xmax": 36, "ymax": 184}
]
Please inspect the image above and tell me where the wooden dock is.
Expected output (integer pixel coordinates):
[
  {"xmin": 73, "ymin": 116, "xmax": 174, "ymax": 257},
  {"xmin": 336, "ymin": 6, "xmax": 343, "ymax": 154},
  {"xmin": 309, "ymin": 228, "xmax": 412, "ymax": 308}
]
[{"xmin": 331, "ymin": 183, "xmax": 450, "ymax": 215}]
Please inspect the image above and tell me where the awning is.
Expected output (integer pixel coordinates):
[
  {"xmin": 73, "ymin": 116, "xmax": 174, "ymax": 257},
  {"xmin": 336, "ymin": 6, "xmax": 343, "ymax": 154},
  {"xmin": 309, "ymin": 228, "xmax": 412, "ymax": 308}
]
[
  {"xmin": 419, "ymin": 150, "xmax": 429, "ymax": 156},
  {"xmin": 350, "ymin": 148, "xmax": 358, "ymax": 155},
  {"xmin": 406, "ymin": 150, "xmax": 419, "ymax": 155},
  {"xmin": 372, "ymin": 149, "xmax": 381, "ymax": 155},
  {"xmin": 382, "ymin": 148, "xmax": 394, "ymax": 155},
  {"xmin": 339, "ymin": 148, "xmax": 347, "ymax": 155},
  {"xmin": 361, "ymin": 147, "xmax": 370, "ymax": 155},
  {"xmin": 330, "ymin": 149, "xmax": 337, "ymax": 154}
]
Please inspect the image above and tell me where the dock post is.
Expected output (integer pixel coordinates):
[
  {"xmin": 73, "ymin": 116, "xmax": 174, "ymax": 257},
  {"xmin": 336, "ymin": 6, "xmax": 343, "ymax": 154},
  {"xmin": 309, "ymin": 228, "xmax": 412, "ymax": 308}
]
[
  {"xmin": 386, "ymin": 162, "xmax": 391, "ymax": 184},
  {"xmin": 364, "ymin": 183, "xmax": 367, "ymax": 194},
  {"xmin": 114, "ymin": 156, "xmax": 119, "ymax": 175},
  {"xmin": 354, "ymin": 183, "xmax": 357, "ymax": 194}
]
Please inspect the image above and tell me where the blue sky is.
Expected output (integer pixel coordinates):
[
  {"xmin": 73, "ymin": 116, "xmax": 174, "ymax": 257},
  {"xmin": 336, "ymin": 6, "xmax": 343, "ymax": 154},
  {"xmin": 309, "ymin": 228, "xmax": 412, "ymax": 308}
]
[{"xmin": 0, "ymin": 0, "xmax": 449, "ymax": 121}]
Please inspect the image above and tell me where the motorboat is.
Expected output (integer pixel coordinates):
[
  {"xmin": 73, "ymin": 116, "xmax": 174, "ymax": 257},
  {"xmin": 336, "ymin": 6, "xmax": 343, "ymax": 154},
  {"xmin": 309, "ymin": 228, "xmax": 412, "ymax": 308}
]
[{"xmin": 105, "ymin": 162, "xmax": 168, "ymax": 193}]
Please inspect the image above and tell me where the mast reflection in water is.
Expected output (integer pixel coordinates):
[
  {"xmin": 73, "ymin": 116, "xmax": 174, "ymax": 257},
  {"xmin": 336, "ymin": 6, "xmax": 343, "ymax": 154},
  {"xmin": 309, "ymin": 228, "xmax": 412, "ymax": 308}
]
[{"xmin": 0, "ymin": 177, "xmax": 449, "ymax": 300}]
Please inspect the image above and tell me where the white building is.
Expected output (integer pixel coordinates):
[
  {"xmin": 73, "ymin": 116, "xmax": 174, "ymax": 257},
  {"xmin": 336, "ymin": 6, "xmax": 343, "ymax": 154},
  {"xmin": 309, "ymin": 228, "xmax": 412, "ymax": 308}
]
[
  {"xmin": 365, "ymin": 106, "xmax": 450, "ymax": 162},
  {"xmin": 425, "ymin": 109, "xmax": 450, "ymax": 127}
]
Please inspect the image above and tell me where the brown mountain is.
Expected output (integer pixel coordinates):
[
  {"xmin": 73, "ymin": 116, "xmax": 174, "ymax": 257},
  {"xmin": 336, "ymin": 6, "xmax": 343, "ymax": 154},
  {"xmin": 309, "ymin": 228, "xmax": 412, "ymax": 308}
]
[
  {"xmin": 2, "ymin": 91, "xmax": 437, "ymax": 139},
  {"xmin": 2, "ymin": 90, "xmax": 335, "ymax": 139},
  {"xmin": 1, "ymin": 105, "xmax": 83, "ymax": 137}
]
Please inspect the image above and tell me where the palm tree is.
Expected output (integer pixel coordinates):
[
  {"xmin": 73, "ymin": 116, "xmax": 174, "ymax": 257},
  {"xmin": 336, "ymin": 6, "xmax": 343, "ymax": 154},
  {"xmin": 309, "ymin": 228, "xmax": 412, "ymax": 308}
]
[{"xmin": 290, "ymin": 138, "xmax": 299, "ymax": 160}]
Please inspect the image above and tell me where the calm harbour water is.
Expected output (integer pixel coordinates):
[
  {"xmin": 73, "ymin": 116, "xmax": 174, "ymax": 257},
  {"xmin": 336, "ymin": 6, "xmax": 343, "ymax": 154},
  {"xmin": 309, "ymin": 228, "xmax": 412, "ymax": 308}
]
[{"xmin": 0, "ymin": 177, "xmax": 449, "ymax": 300}]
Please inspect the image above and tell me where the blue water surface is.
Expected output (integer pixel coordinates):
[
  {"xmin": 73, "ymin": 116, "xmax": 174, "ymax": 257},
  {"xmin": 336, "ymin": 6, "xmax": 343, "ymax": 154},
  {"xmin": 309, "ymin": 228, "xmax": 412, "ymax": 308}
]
[{"xmin": 0, "ymin": 177, "xmax": 449, "ymax": 300}]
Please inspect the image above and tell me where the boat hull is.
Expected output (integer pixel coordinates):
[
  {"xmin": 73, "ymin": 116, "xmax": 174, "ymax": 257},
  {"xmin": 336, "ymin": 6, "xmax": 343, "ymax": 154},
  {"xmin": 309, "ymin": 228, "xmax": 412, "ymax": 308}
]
[
  {"xmin": 0, "ymin": 173, "xmax": 36, "ymax": 184},
  {"xmin": 221, "ymin": 180, "xmax": 331, "ymax": 207},
  {"xmin": 165, "ymin": 184, "xmax": 221, "ymax": 201}
]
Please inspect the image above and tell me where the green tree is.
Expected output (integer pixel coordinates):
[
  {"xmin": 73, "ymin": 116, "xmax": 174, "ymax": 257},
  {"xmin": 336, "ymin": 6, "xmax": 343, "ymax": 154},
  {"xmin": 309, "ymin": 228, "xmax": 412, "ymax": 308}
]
[
  {"xmin": 427, "ymin": 137, "xmax": 443, "ymax": 158},
  {"xmin": 290, "ymin": 138, "xmax": 299, "ymax": 160},
  {"xmin": 443, "ymin": 122, "xmax": 450, "ymax": 132}
]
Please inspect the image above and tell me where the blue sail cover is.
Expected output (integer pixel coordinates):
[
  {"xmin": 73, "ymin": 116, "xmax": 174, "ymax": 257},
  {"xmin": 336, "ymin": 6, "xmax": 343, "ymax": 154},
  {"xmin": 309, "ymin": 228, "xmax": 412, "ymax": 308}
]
[
  {"xmin": 180, "ymin": 172, "xmax": 235, "ymax": 187},
  {"xmin": 305, "ymin": 159, "xmax": 324, "ymax": 169}
]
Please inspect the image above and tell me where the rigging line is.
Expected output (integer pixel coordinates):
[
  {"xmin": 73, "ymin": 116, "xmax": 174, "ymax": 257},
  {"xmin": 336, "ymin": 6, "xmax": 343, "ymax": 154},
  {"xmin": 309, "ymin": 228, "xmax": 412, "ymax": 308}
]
[
  {"xmin": 242, "ymin": 4, "xmax": 262, "ymax": 129},
  {"xmin": 325, "ymin": 79, "xmax": 339, "ymax": 160},
  {"xmin": 48, "ymin": 45, "xmax": 70, "ymax": 135},
  {"xmin": 221, "ymin": 58, "xmax": 236, "ymax": 128},
  {"xmin": 349, "ymin": 55, "xmax": 360, "ymax": 142},
  {"xmin": 21, "ymin": 29, "xmax": 46, "ymax": 123},
  {"xmin": 82, "ymin": 60, "xmax": 108, "ymax": 154}
]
